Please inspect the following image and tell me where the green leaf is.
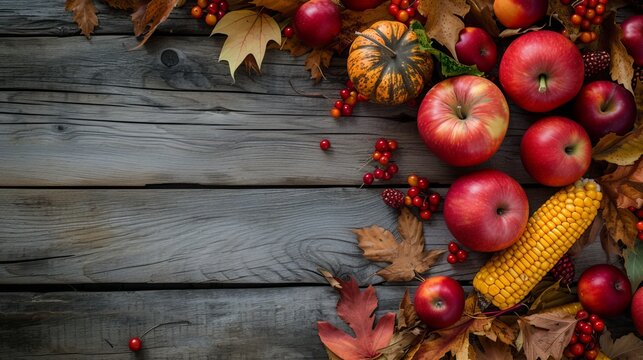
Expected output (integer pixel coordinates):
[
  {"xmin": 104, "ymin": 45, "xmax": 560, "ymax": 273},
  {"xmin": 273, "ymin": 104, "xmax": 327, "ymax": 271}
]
[
  {"xmin": 623, "ymin": 239, "xmax": 642, "ymax": 289},
  {"xmin": 410, "ymin": 21, "xmax": 484, "ymax": 78}
]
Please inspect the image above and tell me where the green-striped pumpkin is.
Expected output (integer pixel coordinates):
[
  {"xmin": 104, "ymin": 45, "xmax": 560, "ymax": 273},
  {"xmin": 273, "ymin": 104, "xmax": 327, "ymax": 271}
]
[{"xmin": 347, "ymin": 21, "xmax": 433, "ymax": 105}]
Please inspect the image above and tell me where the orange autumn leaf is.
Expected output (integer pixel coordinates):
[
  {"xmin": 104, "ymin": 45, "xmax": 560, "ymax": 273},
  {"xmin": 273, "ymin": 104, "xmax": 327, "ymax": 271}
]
[
  {"xmin": 353, "ymin": 207, "xmax": 445, "ymax": 282},
  {"xmin": 317, "ymin": 276, "xmax": 396, "ymax": 360},
  {"xmin": 131, "ymin": 0, "xmax": 180, "ymax": 47},
  {"xmin": 65, "ymin": 0, "xmax": 99, "ymax": 38}
]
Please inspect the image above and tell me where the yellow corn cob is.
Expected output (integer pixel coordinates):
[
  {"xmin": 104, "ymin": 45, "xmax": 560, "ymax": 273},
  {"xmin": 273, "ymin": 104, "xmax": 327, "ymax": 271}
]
[{"xmin": 474, "ymin": 179, "xmax": 602, "ymax": 310}]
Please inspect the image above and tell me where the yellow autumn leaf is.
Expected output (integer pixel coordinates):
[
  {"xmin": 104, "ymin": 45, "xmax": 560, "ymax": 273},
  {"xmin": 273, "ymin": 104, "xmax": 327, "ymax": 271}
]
[
  {"xmin": 592, "ymin": 126, "xmax": 643, "ymax": 166},
  {"xmin": 211, "ymin": 10, "xmax": 281, "ymax": 82}
]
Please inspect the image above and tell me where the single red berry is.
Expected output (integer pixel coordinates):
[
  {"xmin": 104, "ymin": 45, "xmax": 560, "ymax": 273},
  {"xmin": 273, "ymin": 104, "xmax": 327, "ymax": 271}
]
[
  {"xmin": 581, "ymin": 323, "xmax": 594, "ymax": 335},
  {"xmin": 330, "ymin": 108, "xmax": 341, "ymax": 118},
  {"xmin": 374, "ymin": 168, "xmax": 384, "ymax": 179},
  {"xmin": 447, "ymin": 254, "xmax": 457, "ymax": 264},
  {"xmin": 588, "ymin": 0, "xmax": 598, "ymax": 7},
  {"xmin": 349, "ymin": 90, "xmax": 358, "ymax": 98},
  {"xmin": 569, "ymin": 334, "xmax": 578, "ymax": 344},
  {"xmin": 448, "ymin": 242, "xmax": 459, "ymax": 253},
  {"xmin": 382, "ymin": 151, "xmax": 393, "ymax": 159},
  {"xmin": 637, "ymin": 221, "xmax": 643, "ymax": 231},
  {"xmin": 383, "ymin": 171, "xmax": 392, "ymax": 180},
  {"xmin": 388, "ymin": 4, "xmax": 399, "ymax": 16},
  {"xmin": 129, "ymin": 337, "xmax": 142, "ymax": 352},
  {"xmin": 420, "ymin": 210, "xmax": 432, "ymax": 220},
  {"xmin": 417, "ymin": 177, "xmax": 429, "ymax": 189},
  {"xmin": 592, "ymin": 320, "xmax": 605, "ymax": 332},
  {"xmin": 429, "ymin": 193, "xmax": 441, "ymax": 206},
  {"xmin": 585, "ymin": 9, "xmax": 596, "ymax": 19},
  {"xmin": 386, "ymin": 163, "xmax": 399, "ymax": 175},
  {"xmin": 576, "ymin": 321, "xmax": 586, "ymax": 332},
  {"xmin": 585, "ymin": 349, "xmax": 598, "ymax": 360},
  {"xmin": 456, "ymin": 249, "xmax": 467, "ymax": 262},
  {"xmin": 412, "ymin": 196, "xmax": 423, "ymax": 208},
  {"xmin": 570, "ymin": 343, "xmax": 585, "ymax": 357},
  {"xmin": 216, "ymin": 9, "xmax": 226, "ymax": 19},
  {"xmin": 387, "ymin": 139, "xmax": 398, "ymax": 151},
  {"xmin": 372, "ymin": 151, "xmax": 382, "ymax": 161},
  {"xmin": 341, "ymin": 104, "xmax": 353, "ymax": 116},
  {"xmin": 420, "ymin": 199, "xmax": 430, "ymax": 211},
  {"xmin": 407, "ymin": 175, "xmax": 419, "ymax": 187},
  {"xmin": 592, "ymin": 15, "xmax": 603, "ymax": 25},
  {"xmin": 588, "ymin": 314, "xmax": 600, "ymax": 323},
  {"xmin": 579, "ymin": 333, "xmax": 593, "ymax": 344},
  {"xmin": 576, "ymin": 310, "xmax": 589, "ymax": 320},
  {"xmin": 345, "ymin": 96, "xmax": 357, "ymax": 106},
  {"xmin": 340, "ymin": 89, "xmax": 350, "ymax": 99},
  {"xmin": 283, "ymin": 26, "xmax": 294, "ymax": 38},
  {"xmin": 575, "ymin": 5, "xmax": 586, "ymax": 16},
  {"xmin": 334, "ymin": 100, "xmax": 344, "ymax": 109},
  {"xmin": 363, "ymin": 172, "xmax": 374, "ymax": 185},
  {"xmin": 319, "ymin": 139, "xmax": 331, "ymax": 151},
  {"xmin": 404, "ymin": 196, "xmax": 413, "ymax": 206},
  {"xmin": 628, "ymin": 206, "xmax": 637, "ymax": 212},
  {"xmin": 407, "ymin": 186, "xmax": 420, "ymax": 198},
  {"xmin": 218, "ymin": 0, "xmax": 228, "ymax": 12},
  {"xmin": 406, "ymin": 7, "xmax": 415, "ymax": 18},
  {"xmin": 571, "ymin": 14, "xmax": 583, "ymax": 26},
  {"xmin": 375, "ymin": 139, "xmax": 389, "ymax": 152},
  {"xmin": 191, "ymin": 6, "xmax": 203, "ymax": 18},
  {"xmin": 400, "ymin": 0, "xmax": 410, "ymax": 8},
  {"xmin": 581, "ymin": 19, "xmax": 591, "ymax": 30},
  {"xmin": 205, "ymin": 13, "xmax": 218, "ymax": 26},
  {"xmin": 378, "ymin": 156, "xmax": 389, "ymax": 166},
  {"xmin": 207, "ymin": 2, "xmax": 218, "ymax": 13},
  {"xmin": 595, "ymin": 3, "xmax": 605, "ymax": 14},
  {"xmin": 396, "ymin": 9, "xmax": 409, "ymax": 22}
]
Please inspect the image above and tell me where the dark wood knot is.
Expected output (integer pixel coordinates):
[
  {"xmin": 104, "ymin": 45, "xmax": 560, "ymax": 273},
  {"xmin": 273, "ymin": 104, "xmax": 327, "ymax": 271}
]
[{"xmin": 161, "ymin": 49, "xmax": 180, "ymax": 67}]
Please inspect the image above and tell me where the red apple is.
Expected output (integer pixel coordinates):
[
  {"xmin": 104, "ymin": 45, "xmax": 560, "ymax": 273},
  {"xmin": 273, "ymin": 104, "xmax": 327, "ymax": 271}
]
[
  {"xmin": 342, "ymin": 0, "xmax": 384, "ymax": 11},
  {"xmin": 633, "ymin": 287, "xmax": 643, "ymax": 335},
  {"xmin": 578, "ymin": 264, "xmax": 632, "ymax": 317},
  {"xmin": 621, "ymin": 15, "xmax": 643, "ymax": 66},
  {"xmin": 414, "ymin": 276, "xmax": 465, "ymax": 329},
  {"xmin": 443, "ymin": 169, "xmax": 529, "ymax": 252},
  {"xmin": 499, "ymin": 30, "xmax": 584, "ymax": 112},
  {"xmin": 573, "ymin": 81, "xmax": 637, "ymax": 141},
  {"xmin": 493, "ymin": 0, "xmax": 548, "ymax": 29},
  {"xmin": 293, "ymin": 0, "xmax": 342, "ymax": 48},
  {"xmin": 520, "ymin": 116, "xmax": 592, "ymax": 187},
  {"xmin": 417, "ymin": 75, "xmax": 509, "ymax": 167},
  {"xmin": 455, "ymin": 27, "xmax": 498, "ymax": 73}
]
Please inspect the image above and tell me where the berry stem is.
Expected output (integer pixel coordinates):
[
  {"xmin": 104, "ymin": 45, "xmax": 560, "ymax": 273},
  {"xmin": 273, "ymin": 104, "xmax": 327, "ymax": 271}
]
[
  {"xmin": 355, "ymin": 32, "xmax": 397, "ymax": 58},
  {"xmin": 538, "ymin": 74, "xmax": 548, "ymax": 93},
  {"xmin": 140, "ymin": 320, "xmax": 191, "ymax": 339}
]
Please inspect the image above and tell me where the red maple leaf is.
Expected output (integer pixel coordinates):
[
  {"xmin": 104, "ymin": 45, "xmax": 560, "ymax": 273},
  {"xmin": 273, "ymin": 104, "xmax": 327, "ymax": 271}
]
[{"xmin": 317, "ymin": 277, "xmax": 396, "ymax": 360}]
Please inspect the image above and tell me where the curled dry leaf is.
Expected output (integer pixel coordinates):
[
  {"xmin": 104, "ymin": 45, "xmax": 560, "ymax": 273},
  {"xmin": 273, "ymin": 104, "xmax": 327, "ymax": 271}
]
[
  {"xmin": 377, "ymin": 290, "xmax": 424, "ymax": 360},
  {"xmin": 211, "ymin": 10, "xmax": 281, "ymax": 82},
  {"xmin": 599, "ymin": 330, "xmax": 643, "ymax": 360},
  {"xmin": 517, "ymin": 311, "xmax": 577, "ymax": 360},
  {"xmin": 602, "ymin": 12, "xmax": 634, "ymax": 93},
  {"xmin": 499, "ymin": 24, "xmax": 546, "ymax": 38},
  {"xmin": 353, "ymin": 207, "xmax": 445, "ymax": 282},
  {"xmin": 317, "ymin": 276, "xmax": 396, "ymax": 360},
  {"xmin": 592, "ymin": 127, "xmax": 643, "ymax": 166},
  {"xmin": 304, "ymin": 49, "xmax": 333, "ymax": 82},
  {"xmin": 65, "ymin": 0, "xmax": 99, "ymax": 38},
  {"xmin": 318, "ymin": 268, "xmax": 342, "ymax": 290},
  {"xmin": 417, "ymin": 0, "xmax": 470, "ymax": 60},
  {"xmin": 131, "ymin": 0, "xmax": 180, "ymax": 47}
]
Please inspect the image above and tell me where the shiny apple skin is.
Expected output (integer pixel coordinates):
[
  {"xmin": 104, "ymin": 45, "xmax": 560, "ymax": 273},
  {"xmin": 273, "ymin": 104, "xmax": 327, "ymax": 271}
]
[
  {"xmin": 443, "ymin": 169, "xmax": 529, "ymax": 252},
  {"xmin": 342, "ymin": 0, "xmax": 384, "ymax": 11},
  {"xmin": 499, "ymin": 30, "xmax": 584, "ymax": 112},
  {"xmin": 633, "ymin": 287, "xmax": 643, "ymax": 335},
  {"xmin": 455, "ymin": 27, "xmax": 498, "ymax": 73},
  {"xmin": 573, "ymin": 81, "xmax": 636, "ymax": 141},
  {"xmin": 293, "ymin": 0, "xmax": 341, "ymax": 48},
  {"xmin": 417, "ymin": 75, "xmax": 509, "ymax": 167},
  {"xmin": 414, "ymin": 276, "xmax": 465, "ymax": 329},
  {"xmin": 621, "ymin": 15, "xmax": 643, "ymax": 66},
  {"xmin": 520, "ymin": 116, "xmax": 592, "ymax": 187},
  {"xmin": 578, "ymin": 264, "xmax": 632, "ymax": 317},
  {"xmin": 493, "ymin": 0, "xmax": 548, "ymax": 29}
]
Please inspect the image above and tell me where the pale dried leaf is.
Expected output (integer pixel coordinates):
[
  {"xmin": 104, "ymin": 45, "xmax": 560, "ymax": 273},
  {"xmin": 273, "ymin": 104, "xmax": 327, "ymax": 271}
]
[
  {"xmin": 465, "ymin": 0, "xmax": 499, "ymax": 37},
  {"xmin": 599, "ymin": 330, "xmax": 643, "ymax": 360},
  {"xmin": 104, "ymin": 0, "xmax": 140, "ymax": 10},
  {"xmin": 131, "ymin": 0, "xmax": 179, "ymax": 47},
  {"xmin": 604, "ymin": 13, "xmax": 634, "ymax": 93},
  {"xmin": 499, "ymin": 24, "xmax": 546, "ymax": 38},
  {"xmin": 318, "ymin": 268, "xmax": 342, "ymax": 290},
  {"xmin": 397, "ymin": 289, "xmax": 418, "ymax": 331},
  {"xmin": 592, "ymin": 127, "xmax": 643, "ymax": 166},
  {"xmin": 211, "ymin": 10, "xmax": 281, "ymax": 82},
  {"xmin": 475, "ymin": 337, "xmax": 513, "ymax": 360},
  {"xmin": 518, "ymin": 312, "xmax": 577, "ymax": 360},
  {"xmin": 304, "ymin": 48, "xmax": 332, "ymax": 82},
  {"xmin": 379, "ymin": 327, "xmax": 424, "ymax": 360},
  {"xmin": 353, "ymin": 225, "xmax": 399, "ymax": 262},
  {"xmin": 250, "ymin": 0, "xmax": 302, "ymax": 14},
  {"xmin": 66, "ymin": 0, "xmax": 99, "ymax": 38},
  {"xmin": 417, "ymin": 0, "xmax": 470, "ymax": 60}
]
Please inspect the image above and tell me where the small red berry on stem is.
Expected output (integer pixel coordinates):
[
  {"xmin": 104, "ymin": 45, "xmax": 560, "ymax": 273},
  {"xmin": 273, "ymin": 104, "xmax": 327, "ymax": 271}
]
[
  {"xmin": 283, "ymin": 26, "xmax": 295, "ymax": 38},
  {"xmin": 419, "ymin": 210, "xmax": 431, "ymax": 220},
  {"xmin": 448, "ymin": 242, "xmax": 459, "ymax": 254},
  {"xmin": 363, "ymin": 172, "xmax": 374, "ymax": 185},
  {"xmin": 128, "ymin": 337, "xmax": 142, "ymax": 352}
]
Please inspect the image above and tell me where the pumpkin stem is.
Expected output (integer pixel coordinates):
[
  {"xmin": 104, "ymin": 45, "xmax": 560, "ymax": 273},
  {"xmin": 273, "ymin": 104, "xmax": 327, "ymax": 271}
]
[{"xmin": 355, "ymin": 31, "xmax": 397, "ymax": 58}]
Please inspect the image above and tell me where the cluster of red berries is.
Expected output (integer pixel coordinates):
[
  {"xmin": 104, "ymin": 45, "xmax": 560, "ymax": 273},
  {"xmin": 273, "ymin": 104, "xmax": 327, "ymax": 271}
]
[
  {"xmin": 550, "ymin": 254, "xmax": 575, "ymax": 286},
  {"xmin": 362, "ymin": 138, "xmax": 400, "ymax": 185},
  {"xmin": 402, "ymin": 174, "xmax": 440, "ymax": 220},
  {"xmin": 388, "ymin": 0, "xmax": 420, "ymax": 25},
  {"xmin": 628, "ymin": 206, "xmax": 643, "ymax": 241},
  {"xmin": 560, "ymin": 0, "xmax": 608, "ymax": 43},
  {"xmin": 563, "ymin": 309, "xmax": 606, "ymax": 360},
  {"xmin": 446, "ymin": 242, "xmax": 468, "ymax": 264},
  {"xmin": 331, "ymin": 80, "xmax": 369, "ymax": 118},
  {"xmin": 190, "ymin": 0, "xmax": 229, "ymax": 27}
]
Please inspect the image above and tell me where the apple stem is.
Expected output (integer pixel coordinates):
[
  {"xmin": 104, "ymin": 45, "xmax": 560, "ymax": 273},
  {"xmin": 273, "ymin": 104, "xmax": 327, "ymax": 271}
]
[
  {"xmin": 355, "ymin": 31, "xmax": 397, "ymax": 58},
  {"xmin": 455, "ymin": 105, "xmax": 465, "ymax": 120},
  {"xmin": 538, "ymin": 74, "xmax": 547, "ymax": 93}
]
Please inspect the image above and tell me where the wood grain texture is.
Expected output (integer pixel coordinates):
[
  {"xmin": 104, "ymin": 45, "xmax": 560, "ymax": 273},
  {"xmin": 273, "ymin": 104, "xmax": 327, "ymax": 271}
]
[{"xmin": 0, "ymin": 187, "xmax": 615, "ymax": 285}]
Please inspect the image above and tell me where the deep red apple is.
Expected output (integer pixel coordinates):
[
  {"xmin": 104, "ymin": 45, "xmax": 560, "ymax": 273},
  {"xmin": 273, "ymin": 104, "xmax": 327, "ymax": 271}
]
[
  {"xmin": 443, "ymin": 169, "xmax": 529, "ymax": 252},
  {"xmin": 342, "ymin": 0, "xmax": 384, "ymax": 11},
  {"xmin": 621, "ymin": 15, "xmax": 643, "ymax": 66},
  {"xmin": 417, "ymin": 75, "xmax": 509, "ymax": 167},
  {"xmin": 414, "ymin": 276, "xmax": 465, "ymax": 329},
  {"xmin": 455, "ymin": 27, "xmax": 498, "ymax": 73},
  {"xmin": 493, "ymin": 0, "xmax": 548, "ymax": 29},
  {"xmin": 633, "ymin": 287, "xmax": 643, "ymax": 335},
  {"xmin": 499, "ymin": 30, "xmax": 584, "ymax": 112},
  {"xmin": 293, "ymin": 0, "xmax": 342, "ymax": 48},
  {"xmin": 578, "ymin": 264, "xmax": 632, "ymax": 317},
  {"xmin": 573, "ymin": 81, "xmax": 637, "ymax": 141},
  {"xmin": 520, "ymin": 116, "xmax": 592, "ymax": 187}
]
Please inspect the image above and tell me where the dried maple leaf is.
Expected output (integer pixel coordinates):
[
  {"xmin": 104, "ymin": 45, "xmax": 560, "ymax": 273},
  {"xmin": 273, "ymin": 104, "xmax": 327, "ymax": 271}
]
[
  {"xmin": 623, "ymin": 239, "xmax": 642, "ymax": 289},
  {"xmin": 475, "ymin": 337, "xmax": 513, "ymax": 360},
  {"xmin": 378, "ymin": 291, "xmax": 424, "ymax": 360},
  {"xmin": 104, "ymin": 0, "xmax": 141, "ymax": 10},
  {"xmin": 417, "ymin": 0, "xmax": 470, "ymax": 60},
  {"xmin": 317, "ymin": 276, "xmax": 396, "ymax": 360},
  {"xmin": 353, "ymin": 208, "xmax": 445, "ymax": 282},
  {"xmin": 304, "ymin": 49, "xmax": 333, "ymax": 82},
  {"xmin": 211, "ymin": 10, "xmax": 281, "ymax": 82},
  {"xmin": 517, "ymin": 311, "xmax": 577, "ymax": 360},
  {"xmin": 250, "ymin": 0, "xmax": 303, "ymax": 15},
  {"xmin": 279, "ymin": 36, "xmax": 311, "ymax": 57},
  {"xmin": 66, "ymin": 0, "xmax": 99, "ymax": 38},
  {"xmin": 397, "ymin": 289, "xmax": 419, "ymax": 331},
  {"xmin": 592, "ymin": 126, "xmax": 643, "ymax": 166},
  {"xmin": 332, "ymin": 2, "xmax": 391, "ymax": 54},
  {"xmin": 131, "ymin": 0, "xmax": 179, "ymax": 47},
  {"xmin": 599, "ymin": 330, "xmax": 643, "ymax": 360}
]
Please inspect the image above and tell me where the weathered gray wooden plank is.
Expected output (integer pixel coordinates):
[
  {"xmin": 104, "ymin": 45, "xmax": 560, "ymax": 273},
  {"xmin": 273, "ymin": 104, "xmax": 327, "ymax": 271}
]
[
  {"xmin": 0, "ymin": 187, "xmax": 614, "ymax": 285},
  {"xmin": 0, "ymin": 287, "xmax": 635, "ymax": 359}
]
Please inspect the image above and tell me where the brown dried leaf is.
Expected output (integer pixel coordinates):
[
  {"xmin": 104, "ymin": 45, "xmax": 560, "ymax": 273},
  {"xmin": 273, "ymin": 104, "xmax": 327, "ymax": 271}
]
[
  {"xmin": 603, "ymin": 12, "xmax": 634, "ymax": 93},
  {"xmin": 379, "ymin": 326, "xmax": 424, "ymax": 360},
  {"xmin": 304, "ymin": 48, "xmax": 332, "ymax": 82},
  {"xmin": 548, "ymin": 0, "xmax": 580, "ymax": 41},
  {"xmin": 601, "ymin": 225, "xmax": 622, "ymax": 256},
  {"xmin": 131, "ymin": 0, "xmax": 179, "ymax": 47},
  {"xmin": 499, "ymin": 24, "xmax": 546, "ymax": 38},
  {"xmin": 475, "ymin": 337, "xmax": 513, "ymax": 360},
  {"xmin": 104, "ymin": 0, "xmax": 141, "ymax": 10},
  {"xmin": 279, "ymin": 36, "xmax": 311, "ymax": 57},
  {"xmin": 517, "ymin": 312, "xmax": 577, "ymax": 360},
  {"xmin": 592, "ymin": 127, "xmax": 643, "ymax": 166},
  {"xmin": 465, "ymin": 0, "xmax": 499, "ymax": 37},
  {"xmin": 250, "ymin": 0, "xmax": 302, "ymax": 14},
  {"xmin": 528, "ymin": 281, "xmax": 575, "ymax": 314},
  {"xmin": 417, "ymin": 0, "xmax": 470, "ymax": 60},
  {"xmin": 65, "ymin": 0, "xmax": 99, "ymax": 38},
  {"xmin": 318, "ymin": 268, "xmax": 342, "ymax": 290},
  {"xmin": 354, "ymin": 208, "xmax": 445, "ymax": 282},
  {"xmin": 243, "ymin": 54, "xmax": 261, "ymax": 75},
  {"xmin": 602, "ymin": 200, "xmax": 639, "ymax": 249},
  {"xmin": 599, "ymin": 330, "xmax": 643, "ymax": 360},
  {"xmin": 397, "ymin": 289, "xmax": 419, "ymax": 331},
  {"xmin": 332, "ymin": 2, "xmax": 391, "ymax": 54}
]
